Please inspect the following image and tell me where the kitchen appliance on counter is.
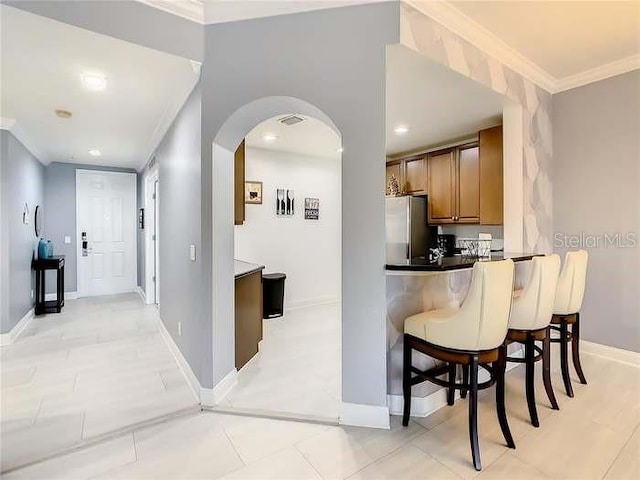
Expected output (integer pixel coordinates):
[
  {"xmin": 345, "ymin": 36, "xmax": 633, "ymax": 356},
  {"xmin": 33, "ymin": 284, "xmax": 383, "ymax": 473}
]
[
  {"xmin": 386, "ymin": 196, "xmax": 437, "ymax": 264},
  {"xmin": 437, "ymin": 234, "xmax": 456, "ymax": 257}
]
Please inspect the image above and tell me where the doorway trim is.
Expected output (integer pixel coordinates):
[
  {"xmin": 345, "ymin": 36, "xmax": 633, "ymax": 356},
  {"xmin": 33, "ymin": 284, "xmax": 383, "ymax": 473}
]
[{"xmin": 144, "ymin": 168, "xmax": 159, "ymax": 305}]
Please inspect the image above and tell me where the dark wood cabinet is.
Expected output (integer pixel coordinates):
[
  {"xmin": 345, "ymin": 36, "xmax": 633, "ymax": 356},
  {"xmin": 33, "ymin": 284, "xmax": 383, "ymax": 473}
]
[
  {"xmin": 234, "ymin": 140, "xmax": 245, "ymax": 226},
  {"xmin": 235, "ymin": 269, "xmax": 263, "ymax": 370},
  {"xmin": 479, "ymin": 125, "xmax": 503, "ymax": 225}
]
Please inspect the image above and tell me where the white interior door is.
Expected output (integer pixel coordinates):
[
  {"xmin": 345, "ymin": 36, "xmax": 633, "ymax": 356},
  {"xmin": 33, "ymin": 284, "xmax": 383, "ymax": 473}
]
[{"xmin": 77, "ymin": 170, "xmax": 137, "ymax": 297}]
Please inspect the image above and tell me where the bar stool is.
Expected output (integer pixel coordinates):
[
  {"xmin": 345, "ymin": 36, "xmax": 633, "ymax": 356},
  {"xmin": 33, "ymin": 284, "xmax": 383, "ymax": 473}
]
[
  {"xmin": 402, "ymin": 259, "xmax": 515, "ymax": 471},
  {"xmin": 505, "ymin": 254, "xmax": 561, "ymax": 427},
  {"xmin": 551, "ymin": 250, "xmax": 589, "ymax": 397}
]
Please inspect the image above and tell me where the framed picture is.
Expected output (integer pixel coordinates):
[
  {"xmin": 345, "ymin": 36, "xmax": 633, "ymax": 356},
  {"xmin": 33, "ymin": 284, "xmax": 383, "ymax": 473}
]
[
  {"xmin": 245, "ymin": 181, "xmax": 263, "ymax": 204},
  {"xmin": 276, "ymin": 189, "xmax": 294, "ymax": 216},
  {"xmin": 304, "ymin": 198, "xmax": 319, "ymax": 220}
]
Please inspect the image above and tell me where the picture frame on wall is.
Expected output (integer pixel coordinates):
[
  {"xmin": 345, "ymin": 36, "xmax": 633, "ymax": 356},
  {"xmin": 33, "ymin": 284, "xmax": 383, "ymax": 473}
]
[
  {"xmin": 244, "ymin": 181, "xmax": 263, "ymax": 204},
  {"xmin": 276, "ymin": 189, "xmax": 294, "ymax": 216},
  {"xmin": 304, "ymin": 198, "xmax": 319, "ymax": 220}
]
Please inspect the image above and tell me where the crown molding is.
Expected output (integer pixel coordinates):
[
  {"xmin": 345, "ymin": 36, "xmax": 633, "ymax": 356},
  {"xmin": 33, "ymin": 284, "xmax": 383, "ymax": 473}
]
[
  {"xmin": 405, "ymin": 0, "xmax": 557, "ymax": 93},
  {"xmin": 555, "ymin": 55, "xmax": 640, "ymax": 93},
  {"xmin": 137, "ymin": 0, "xmax": 204, "ymax": 24}
]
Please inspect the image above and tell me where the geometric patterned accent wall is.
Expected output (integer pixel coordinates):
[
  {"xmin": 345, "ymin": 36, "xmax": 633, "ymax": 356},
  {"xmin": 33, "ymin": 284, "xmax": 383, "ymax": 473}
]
[{"xmin": 400, "ymin": 3, "xmax": 553, "ymax": 253}]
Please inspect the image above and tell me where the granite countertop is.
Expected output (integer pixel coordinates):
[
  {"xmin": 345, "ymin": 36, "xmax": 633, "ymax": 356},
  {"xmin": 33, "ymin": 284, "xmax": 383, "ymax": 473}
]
[
  {"xmin": 234, "ymin": 260, "xmax": 265, "ymax": 278},
  {"xmin": 385, "ymin": 253, "xmax": 541, "ymax": 272}
]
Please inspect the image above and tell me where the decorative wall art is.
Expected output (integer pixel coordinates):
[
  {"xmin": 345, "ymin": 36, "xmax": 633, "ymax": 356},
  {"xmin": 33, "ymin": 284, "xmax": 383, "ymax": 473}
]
[
  {"xmin": 276, "ymin": 189, "xmax": 294, "ymax": 216},
  {"xmin": 245, "ymin": 181, "xmax": 263, "ymax": 204},
  {"xmin": 304, "ymin": 198, "xmax": 319, "ymax": 220}
]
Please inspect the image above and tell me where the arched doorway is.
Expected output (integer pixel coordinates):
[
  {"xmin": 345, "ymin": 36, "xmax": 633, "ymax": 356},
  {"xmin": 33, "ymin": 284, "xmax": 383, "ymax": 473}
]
[{"xmin": 209, "ymin": 97, "xmax": 342, "ymax": 422}]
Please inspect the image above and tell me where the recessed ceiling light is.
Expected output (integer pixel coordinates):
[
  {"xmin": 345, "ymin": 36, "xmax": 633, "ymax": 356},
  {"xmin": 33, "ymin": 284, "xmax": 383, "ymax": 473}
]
[
  {"xmin": 55, "ymin": 109, "xmax": 72, "ymax": 119},
  {"xmin": 81, "ymin": 73, "xmax": 107, "ymax": 91},
  {"xmin": 394, "ymin": 126, "xmax": 409, "ymax": 135},
  {"xmin": 88, "ymin": 149, "xmax": 102, "ymax": 157},
  {"xmin": 262, "ymin": 133, "xmax": 278, "ymax": 142}
]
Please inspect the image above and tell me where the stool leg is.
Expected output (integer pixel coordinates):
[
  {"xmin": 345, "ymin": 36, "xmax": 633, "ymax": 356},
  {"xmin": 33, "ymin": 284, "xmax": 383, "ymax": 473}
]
[
  {"xmin": 559, "ymin": 320, "xmax": 574, "ymax": 397},
  {"xmin": 572, "ymin": 314, "xmax": 587, "ymax": 385},
  {"xmin": 525, "ymin": 334, "xmax": 540, "ymax": 427},
  {"xmin": 460, "ymin": 365, "xmax": 469, "ymax": 399},
  {"xmin": 468, "ymin": 355, "xmax": 481, "ymax": 471},
  {"xmin": 496, "ymin": 345, "xmax": 515, "ymax": 449},
  {"xmin": 402, "ymin": 337, "xmax": 411, "ymax": 427},
  {"xmin": 447, "ymin": 363, "xmax": 456, "ymax": 406},
  {"xmin": 542, "ymin": 327, "xmax": 559, "ymax": 410}
]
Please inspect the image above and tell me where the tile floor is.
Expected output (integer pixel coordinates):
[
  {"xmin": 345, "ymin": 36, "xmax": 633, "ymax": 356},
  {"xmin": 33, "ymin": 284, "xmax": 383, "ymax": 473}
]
[
  {"xmin": 3, "ymin": 347, "xmax": 638, "ymax": 479},
  {"xmin": 0, "ymin": 294, "xmax": 199, "ymax": 473},
  {"xmin": 221, "ymin": 303, "xmax": 341, "ymax": 421}
]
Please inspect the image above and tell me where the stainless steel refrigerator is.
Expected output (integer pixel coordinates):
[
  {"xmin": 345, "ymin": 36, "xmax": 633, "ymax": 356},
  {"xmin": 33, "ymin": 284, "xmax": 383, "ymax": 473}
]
[{"xmin": 385, "ymin": 196, "xmax": 437, "ymax": 263}]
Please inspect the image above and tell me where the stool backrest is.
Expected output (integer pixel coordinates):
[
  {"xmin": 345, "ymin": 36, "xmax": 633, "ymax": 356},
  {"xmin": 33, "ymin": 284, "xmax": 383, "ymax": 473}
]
[
  {"xmin": 553, "ymin": 250, "xmax": 589, "ymax": 315},
  {"xmin": 509, "ymin": 254, "xmax": 561, "ymax": 331},
  {"xmin": 459, "ymin": 258, "xmax": 515, "ymax": 350}
]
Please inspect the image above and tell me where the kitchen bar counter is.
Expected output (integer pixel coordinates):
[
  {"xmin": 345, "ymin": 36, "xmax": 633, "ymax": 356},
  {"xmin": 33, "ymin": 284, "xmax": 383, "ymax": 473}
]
[{"xmin": 386, "ymin": 253, "xmax": 540, "ymax": 273}]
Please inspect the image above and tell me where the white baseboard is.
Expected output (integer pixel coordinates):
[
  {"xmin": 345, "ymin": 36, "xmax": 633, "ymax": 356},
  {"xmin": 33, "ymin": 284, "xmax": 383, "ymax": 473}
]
[
  {"xmin": 388, "ymin": 347, "xmax": 524, "ymax": 418},
  {"xmin": 135, "ymin": 286, "xmax": 147, "ymax": 304},
  {"xmin": 581, "ymin": 340, "xmax": 639, "ymax": 368},
  {"xmin": 45, "ymin": 291, "xmax": 78, "ymax": 301},
  {"xmin": 210, "ymin": 369, "xmax": 238, "ymax": 406},
  {"xmin": 340, "ymin": 402, "xmax": 390, "ymax": 429},
  {"xmin": 285, "ymin": 296, "xmax": 339, "ymax": 311},
  {"xmin": 156, "ymin": 316, "xmax": 201, "ymax": 403},
  {"xmin": 0, "ymin": 308, "xmax": 34, "ymax": 346}
]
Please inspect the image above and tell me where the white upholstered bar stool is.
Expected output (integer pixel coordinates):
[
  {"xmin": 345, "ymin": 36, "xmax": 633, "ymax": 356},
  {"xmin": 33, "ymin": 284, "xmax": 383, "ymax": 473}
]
[
  {"xmin": 402, "ymin": 259, "xmax": 515, "ymax": 471},
  {"xmin": 505, "ymin": 254, "xmax": 561, "ymax": 427},
  {"xmin": 551, "ymin": 250, "xmax": 589, "ymax": 397}
]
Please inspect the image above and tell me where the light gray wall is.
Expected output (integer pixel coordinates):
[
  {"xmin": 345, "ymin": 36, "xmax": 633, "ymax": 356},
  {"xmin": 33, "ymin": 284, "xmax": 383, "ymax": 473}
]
[
  {"xmin": 201, "ymin": 2, "xmax": 399, "ymax": 404},
  {"xmin": 153, "ymin": 83, "xmax": 203, "ymax": 383},
  {"xmin": 553, "ymin": 70, "xmax": 640, "ymax": 352},
  {"xmin": 0, "ymin": 130, "xmax": 44, "ymax": 333},
  {"xmin": 3, "ymin": 0, "xmax": 203, "ymax": 62},
  {"xmin": 43, "ymin": 162, "xmax": 137, "ymax": 294}
]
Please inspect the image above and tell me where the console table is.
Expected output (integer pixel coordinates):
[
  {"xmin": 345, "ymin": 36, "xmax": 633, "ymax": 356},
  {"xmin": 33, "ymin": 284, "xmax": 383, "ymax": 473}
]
[{"xmin": 32, "ymin": 255, "xmax": 65, "ymax": 315}]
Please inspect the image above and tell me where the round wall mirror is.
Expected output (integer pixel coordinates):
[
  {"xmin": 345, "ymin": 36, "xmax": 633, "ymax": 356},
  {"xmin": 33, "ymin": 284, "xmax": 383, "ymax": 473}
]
[{"xmin": 34, "ymin": 205, "xmax": 43, "ymax": 237}]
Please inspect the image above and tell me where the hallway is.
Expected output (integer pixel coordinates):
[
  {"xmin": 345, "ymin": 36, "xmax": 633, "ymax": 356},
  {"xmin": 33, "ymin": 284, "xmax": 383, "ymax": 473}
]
[{"xmin": 0, "ymin": 293, "xmax": 199, "ymax": 472}]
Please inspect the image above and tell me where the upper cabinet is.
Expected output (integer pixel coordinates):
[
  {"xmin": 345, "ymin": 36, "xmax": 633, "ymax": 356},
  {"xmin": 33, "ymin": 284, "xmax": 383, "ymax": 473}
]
[
  {"xmin": 427, "ymin": 150, "xmax": 455, "ymax": 222},
  {"xmin": 427, "ymin": 144, "xmax": 479, "ymax": 224},
  {"xmin": 234, "ymin": 140, "xmax": 245, "ymax": 226},
  {"xmin": 405, "ymin": 156, "xmax": 427, "ymax": 194},
  {"xmin": 390, "ymin": 125, "xmax": 503, "ymax": 225},
  {"xmin": 479, "ymin": 126, "xmax": 503, "ymax": 225}
]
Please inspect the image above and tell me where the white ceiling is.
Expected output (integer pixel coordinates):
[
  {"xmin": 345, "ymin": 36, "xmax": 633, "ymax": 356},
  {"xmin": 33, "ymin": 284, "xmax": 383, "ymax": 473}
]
[
  {"xmin": 0, "ymin": 5, "xmax": 199, "ymax": 169},
  {"xmin": 448, "ymin": 1, "xmax": 640, "ymax": 81},
  {"xmin": 141, "ymin": 0, "xmax": 640, "ymax": 93},
  {"xmin": 386, "ymin": 44, "xmax": 506, "ymax": 156},
  {"xmin": 245, "ymin": 115, "xmax": 341, "ymax": 160}
]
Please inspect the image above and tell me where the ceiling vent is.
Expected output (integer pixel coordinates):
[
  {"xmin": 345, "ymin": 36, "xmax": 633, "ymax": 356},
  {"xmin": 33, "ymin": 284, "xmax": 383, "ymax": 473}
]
[{"xmin": 279, "ymin": 115, "xmax": 304, "ymax": 126}]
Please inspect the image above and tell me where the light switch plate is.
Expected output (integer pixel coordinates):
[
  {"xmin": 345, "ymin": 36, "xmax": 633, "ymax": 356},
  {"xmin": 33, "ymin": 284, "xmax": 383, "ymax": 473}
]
[
  {"xmin": 190, "ymin": 245, "xmax": 196, "ymax": 262},
  {"xmin": 64, "ymin": 236, "xmax": 71, "ymax": 244}
]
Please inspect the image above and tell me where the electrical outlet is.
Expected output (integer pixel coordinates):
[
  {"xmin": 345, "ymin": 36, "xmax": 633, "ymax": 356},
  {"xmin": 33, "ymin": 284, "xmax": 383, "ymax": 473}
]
[
  {"xmin": 31, "ymin": 289, "xmax": 34, "ymax": 299},
  {"xmin": 178, "ymin": 321, "xmax": 182, "ymax": 337},
  {"xmin": 189, "ymin": 245, "xmax": 196, "ymax": 262}
]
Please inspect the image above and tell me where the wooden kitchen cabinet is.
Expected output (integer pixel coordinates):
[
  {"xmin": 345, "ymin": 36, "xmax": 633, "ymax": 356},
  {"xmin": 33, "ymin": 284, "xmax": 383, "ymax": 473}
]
[
  {"xmin": 385, "ymin": 161, "xmax": 403, "ymax": 194},
  {"xmin": 457, "ymin": 145, "xmax": 480, "ymax": 223},
  {"xmin": 235, "ymin": 269, "xmax": 263, "ymax": 370},
  {"xmin": 405, "ymin": 156, "xmax": 427, "ymax": 194},
  {"xmin": 479, "ymin": 125, "xmax": 503, "ymax": 224},
  {"xmin": 427, "ymin": 150, "xmax": 455, "ymax": 223},
  {"xmin": 234, "ymin": 140, "xmax": 245, "ymax": 225}
]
